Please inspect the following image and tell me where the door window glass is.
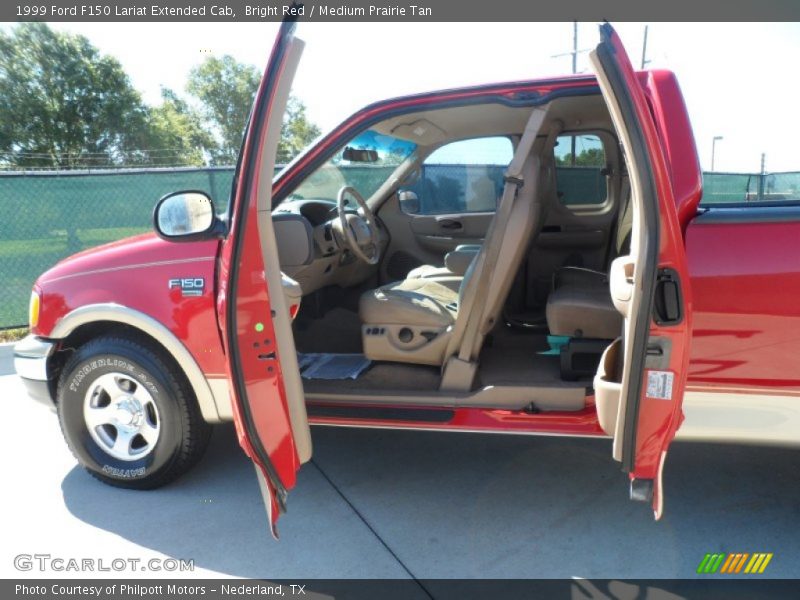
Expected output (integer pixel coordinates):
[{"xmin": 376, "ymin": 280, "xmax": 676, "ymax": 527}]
[{"xmin": 403, "ymin": 136, "xmax": 513, "ymax": 214}]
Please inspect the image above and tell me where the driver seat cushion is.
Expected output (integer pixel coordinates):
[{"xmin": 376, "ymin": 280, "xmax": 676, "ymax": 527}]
[{"xmin": 359, "ymin": 278, "xmax": 459, "ymax": 329}]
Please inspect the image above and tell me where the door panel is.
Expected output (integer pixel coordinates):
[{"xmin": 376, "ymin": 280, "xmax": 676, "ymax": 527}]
[
  {"xmin": 590, "ymin": 23, "xmax": 693, "ymax": 519},
  {"xmin": 410, "ymin": 211, "xmax": 491, "ymax": 252},
  {"xmin": 379, "ymin": 194, "xmax": 492, "ymax": 280},
  {"xmin": 218, "ymin": 21, "xmax": 310, "ymax": 538}
]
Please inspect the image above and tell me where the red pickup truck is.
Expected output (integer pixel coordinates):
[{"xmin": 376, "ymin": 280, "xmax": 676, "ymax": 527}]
[{"xmin": 14, "ymin": 23, "xmax": 797, "ymax": 536}]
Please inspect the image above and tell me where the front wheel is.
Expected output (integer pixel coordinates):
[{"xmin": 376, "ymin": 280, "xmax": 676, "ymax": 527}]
[{"xmin": 57, "ymin": 335, "xmax": 211, "ymax": 489}]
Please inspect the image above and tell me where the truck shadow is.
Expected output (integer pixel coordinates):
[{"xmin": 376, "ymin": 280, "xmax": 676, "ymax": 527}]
[{"xmin": 62, "ymin": 423, "xmax": 800, "ymax": 579}]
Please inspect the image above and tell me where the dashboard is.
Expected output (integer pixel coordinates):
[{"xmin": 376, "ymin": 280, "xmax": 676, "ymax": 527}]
[{"xmin": 272, "ymin": 199, "xmax": 388, "ymax": 296}]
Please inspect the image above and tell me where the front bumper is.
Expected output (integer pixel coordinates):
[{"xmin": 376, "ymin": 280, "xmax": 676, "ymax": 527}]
[{"xmin": 14, "ymin": 335, "xmax": 56, "ymax": 408}]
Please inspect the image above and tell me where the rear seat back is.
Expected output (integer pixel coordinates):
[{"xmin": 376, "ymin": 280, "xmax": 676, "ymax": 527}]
[{"xmin": 545, "ymin": 176, "xmax": 630, "ymax": 340}]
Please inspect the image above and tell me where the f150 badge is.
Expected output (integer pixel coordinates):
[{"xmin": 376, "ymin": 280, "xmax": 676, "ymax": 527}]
[{"xmin": 169, "ymin": 278, "xmax": 205, "ymax": 297}]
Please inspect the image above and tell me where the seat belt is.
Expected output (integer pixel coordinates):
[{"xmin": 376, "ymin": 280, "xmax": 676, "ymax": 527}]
[
  {"xmin": 454, "ymin": 106, "xmax": 549, "ymax": 364},
  {"xmin": 603, "ymin": 173, "xmax": 631, "ymax": 271}
]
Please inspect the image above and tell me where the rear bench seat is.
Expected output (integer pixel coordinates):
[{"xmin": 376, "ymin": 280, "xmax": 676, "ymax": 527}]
[
  {"xmin": 545, "ymin": 178, "xmax": 631, "ymax": 378},
  {"xmin": 545, "ymin": 267, "xmax": 621, "ymax": 339}
]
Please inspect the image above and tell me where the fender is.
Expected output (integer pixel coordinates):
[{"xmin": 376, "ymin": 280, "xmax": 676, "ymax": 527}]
[{"xmin": 50, "ymin": 303, "xmax": 231, "ymax": 423}]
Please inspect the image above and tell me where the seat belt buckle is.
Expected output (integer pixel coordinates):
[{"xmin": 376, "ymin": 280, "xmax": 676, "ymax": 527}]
[{"xmin": 503, "ymin": 174, "xmax": 524, "ymax": 188}]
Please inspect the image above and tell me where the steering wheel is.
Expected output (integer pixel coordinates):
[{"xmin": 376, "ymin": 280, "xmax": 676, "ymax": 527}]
[{"xmin": 336, "ymin": 186, "xmax": 381, "ymax": 265}]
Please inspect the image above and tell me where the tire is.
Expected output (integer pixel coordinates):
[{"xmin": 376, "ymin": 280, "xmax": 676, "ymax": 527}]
[{"xmin": 57, "ymin": 335, "xmax": 211, "ymax": 489}]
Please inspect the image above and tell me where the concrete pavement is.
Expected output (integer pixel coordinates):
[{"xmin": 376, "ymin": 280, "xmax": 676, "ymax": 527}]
[{"xmin": 2, "ymin": 353, "xmax": 799, "ymax": 581}]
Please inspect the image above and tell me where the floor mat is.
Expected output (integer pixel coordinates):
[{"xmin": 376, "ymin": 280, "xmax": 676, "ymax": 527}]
[{"xmin": 298, "ymin": 353, "xmax": 372, "ymax": 380}]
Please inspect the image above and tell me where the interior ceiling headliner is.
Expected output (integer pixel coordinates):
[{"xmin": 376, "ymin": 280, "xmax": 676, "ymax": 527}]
[{"xmin": 371, "ymin": 94, "xmax": 613, "ymax": 148}]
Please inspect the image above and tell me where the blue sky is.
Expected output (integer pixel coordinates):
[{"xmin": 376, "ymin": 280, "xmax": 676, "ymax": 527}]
[{"xmin": 37, "ymin": 21, "xmax": 800, "ymax": 173}]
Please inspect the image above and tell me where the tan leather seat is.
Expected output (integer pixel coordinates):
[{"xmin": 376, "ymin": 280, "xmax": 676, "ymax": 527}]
[
  {"xmin": 545, "ymin": 179, "xmax": 631, "ymax": 340},
  {"xmin": 545, "ymin": 273, "xmax": 621, "ymax": 339},
  {"xmin": 359, "ymin": 278, "xmax": 459, "ymax": 329},
  {"xmin": 406, "ymin": 245, "xmax": 480, "ymax": 280},
  {"xmin": 360, "ymin": 151, "xmax": 545, "ymax": 367}
]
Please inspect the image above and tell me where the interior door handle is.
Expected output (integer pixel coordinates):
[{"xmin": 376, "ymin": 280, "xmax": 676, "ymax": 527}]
[{"xmin": 438, "ymin": 219, "xmax": 463, "ymax": 230}]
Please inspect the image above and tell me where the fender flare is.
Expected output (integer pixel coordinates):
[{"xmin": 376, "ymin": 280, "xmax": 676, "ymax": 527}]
[{"xmin": 50, "ymin": 303, "xmax": 228, "ymax": 423}]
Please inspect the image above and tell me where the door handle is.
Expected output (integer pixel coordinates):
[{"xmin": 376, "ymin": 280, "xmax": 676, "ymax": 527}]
[{"xmin": 437, "ymin": 219, "xmax": 463, "ymax": 230}]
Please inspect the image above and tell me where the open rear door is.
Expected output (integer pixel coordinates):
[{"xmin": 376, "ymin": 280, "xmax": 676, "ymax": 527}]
[
  {"xmin": 589, "ymin": 24, "xmax": 693, "ymax": 519},
  {"xmin": 218, "ymin": 20, "xmax": 312, "ymax": 538}
]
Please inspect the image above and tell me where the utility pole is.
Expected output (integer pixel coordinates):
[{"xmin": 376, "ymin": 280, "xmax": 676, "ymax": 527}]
[
  {"xmin": 551, "ymin": 21, "xmax": 589, "ymax": 75},
  {"xmin": 641, "ymin": 25, "xmax": 650, "ymax": 69},
  {"xmin": 571, "ymin": 21, "xmax": 577, "ymax": 162},
  {"xmin": 758, "ymin": 153, "xmax": 766, "ymax": 201},
  {"xmin": 551, "ymin": 22, "xmax": 590, "ymax": 164},
  {"xmin": 711, "ymin": 135, "xmax": 723, "ymax": 171},
  {"xmin": 572, "ymin": 21, "xmax": 578, "ymax": 75}
]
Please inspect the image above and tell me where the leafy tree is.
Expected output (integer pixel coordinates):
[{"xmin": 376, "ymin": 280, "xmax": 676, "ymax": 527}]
[
  {"xmin": 555, "ymin": 148, "xmax": 605, "ymax": 167},
  {"xmin": 138, "ymin": 89, "xmax": 217, "ymax": 167},
  {"xmin": 0, "ymin": 23, "xmax": 147, "ymax": 169},
  {"xmin": 187, "ymin": 54, "xmax": 319, "ymax": 165},
  {"xmin": 277, "ymin": 96, "xmax": 321, "ymax": 164},
  {"xmin": 187, "ymin": 55, "xmax": 260, "ymax": 165}
]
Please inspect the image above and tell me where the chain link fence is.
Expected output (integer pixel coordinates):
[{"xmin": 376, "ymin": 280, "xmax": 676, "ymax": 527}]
[
  {"xmin": 1, "ymin": 166, "xmax": 799, "ymax": 329},
  {"xmin": 702, "ymin": 171, "xmax": 800, "ymax": 204},
  {"xmin": 0, "ymin": 167, "xmax": 237, "ymax": 329}
]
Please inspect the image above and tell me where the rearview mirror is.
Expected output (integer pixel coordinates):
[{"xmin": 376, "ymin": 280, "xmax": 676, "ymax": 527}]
[
  {"xmin": 154, "ymin": 191, "xmax": 222, "ymax": 241},
  {"xmin": 343, "ymin": 146, "xmax": 379, "ymax": 163}
]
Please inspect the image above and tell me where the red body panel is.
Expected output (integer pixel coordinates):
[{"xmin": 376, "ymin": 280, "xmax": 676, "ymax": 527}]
[
  {"xmin": 596, "ymin": 28, "xmax": 693, "ymax": 515},
  {"xmin": 216, "ymin": 24, "xmax": 302, "ymax": 534},
  {"xmin": 34, "ymin": 233, "xmax": 226, "ymax": 377},
  {"xmin": 639, "ymin": 70, "xmax": 704, "ymax": 234},
  {"xmin": 307, "ymin": 402, "xmax": 607, "ymax": 436},
  {"xmin": 686, "ymin": 216, "xmax": 800, "ymax": 395}
]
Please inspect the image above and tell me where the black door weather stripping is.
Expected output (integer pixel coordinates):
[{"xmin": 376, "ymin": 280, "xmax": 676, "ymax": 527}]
[
  {"xmin": 225, "ymin": 19, "xmax": 297, "ymax": 513},
  {"xmin": 595, "ymin": 24, "xmax": 661, "ymax": 474}
]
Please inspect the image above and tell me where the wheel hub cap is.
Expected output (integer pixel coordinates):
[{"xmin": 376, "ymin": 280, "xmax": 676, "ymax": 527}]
[{"xmin": 82, "ymin": 372, "xmax": 161, "ymax": 462}]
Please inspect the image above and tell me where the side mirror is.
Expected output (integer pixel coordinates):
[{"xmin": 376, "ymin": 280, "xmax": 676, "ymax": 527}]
[
  {"xmin": 154, "ymin": 191, "xmax": 224, "ymax": 241},
  {"xmin": 398, "ymin": 190, "xmax": 420, "ymax": 214}
]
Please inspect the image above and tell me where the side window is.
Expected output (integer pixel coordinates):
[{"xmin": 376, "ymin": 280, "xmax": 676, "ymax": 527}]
[
  {"xmin": 403, "ymin": 136, "xmax": 513, "ymax": 215},
  {"xmin": 554, "ymin": 134, "xmax": 608, "ymax": 206}
]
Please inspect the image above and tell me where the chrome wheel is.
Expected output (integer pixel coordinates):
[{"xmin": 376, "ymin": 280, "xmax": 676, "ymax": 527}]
[{"xmin": 82, "ymin": 372, "xmax": 160, "ymax": 461}]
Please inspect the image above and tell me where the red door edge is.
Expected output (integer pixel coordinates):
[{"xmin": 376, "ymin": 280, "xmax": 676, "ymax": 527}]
[
  {"xmin": 219, "ymin": 19, "xmax": 303, "ymax": 538},
  {"xmin": 592, "ymin": 23, "xmax": 693, "ymax": 519}
]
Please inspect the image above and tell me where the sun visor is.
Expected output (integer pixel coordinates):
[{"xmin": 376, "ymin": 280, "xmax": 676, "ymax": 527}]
[{"xmin": 390, "ymin": 119, "xmax": 447, "ymax": 146}]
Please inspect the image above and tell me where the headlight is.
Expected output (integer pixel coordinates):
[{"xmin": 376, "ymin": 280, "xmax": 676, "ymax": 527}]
[{"xmin": 29, "ymin": 290, "xmax": 41, "ymax": 328}]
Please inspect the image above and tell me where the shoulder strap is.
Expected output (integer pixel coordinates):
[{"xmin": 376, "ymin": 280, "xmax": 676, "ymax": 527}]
[{"xmin": 454, "ymin": 107, "xmax": 549, "ymax": 363}]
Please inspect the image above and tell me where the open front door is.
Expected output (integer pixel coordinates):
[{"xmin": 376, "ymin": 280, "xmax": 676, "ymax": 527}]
[
  {"xmin": 589, "ymin": 24, "xmax": 693, "ymax": 519},
  {"xmin": 218, "ymin": 20, "xmax": 312, "ymax": 538}
]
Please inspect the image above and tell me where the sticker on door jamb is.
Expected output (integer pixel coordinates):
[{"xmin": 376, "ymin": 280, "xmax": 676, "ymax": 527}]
[{"xmin": 646, "ymin": 370, "xmax": 674, "ymax": 400}]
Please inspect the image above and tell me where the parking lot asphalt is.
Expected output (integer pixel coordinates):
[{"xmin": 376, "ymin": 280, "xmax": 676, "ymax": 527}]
[{"xmin": 2, "ymin": 352, "xmax": 800, "ymax": 582}]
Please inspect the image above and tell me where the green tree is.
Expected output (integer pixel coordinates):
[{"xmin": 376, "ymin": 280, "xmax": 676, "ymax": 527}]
[
  {"xmin": 187, "ymin": 54, "xmax": 319, "ymax": 165},
  {"xmin": 138, "ymin": 89, "xmax": 217, "ymax": 167},
  {"xmin": 0, "ymin": 23, "xmax": 147, "ymax": 169},
  {"xmin": 555, "ymin": 148, "xmax": 605, "ymax": 167},
  {"xmin": 187, "ymin": 55, "xmax": 260, "ymax": 165},
  {"xmin": 277, "ymin": 96, "xmax": 321, "ymax": 164}
]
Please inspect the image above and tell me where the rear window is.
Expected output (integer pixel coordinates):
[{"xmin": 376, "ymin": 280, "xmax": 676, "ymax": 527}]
[{"xmin": 554, "ymin": 134, "xmax": 607, "ymax": 206}]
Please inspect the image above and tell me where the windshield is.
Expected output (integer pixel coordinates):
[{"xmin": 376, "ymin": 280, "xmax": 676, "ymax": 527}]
[{"xmin": 287, "ymin": 129, "xmax": 417, "ymax": 202}]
